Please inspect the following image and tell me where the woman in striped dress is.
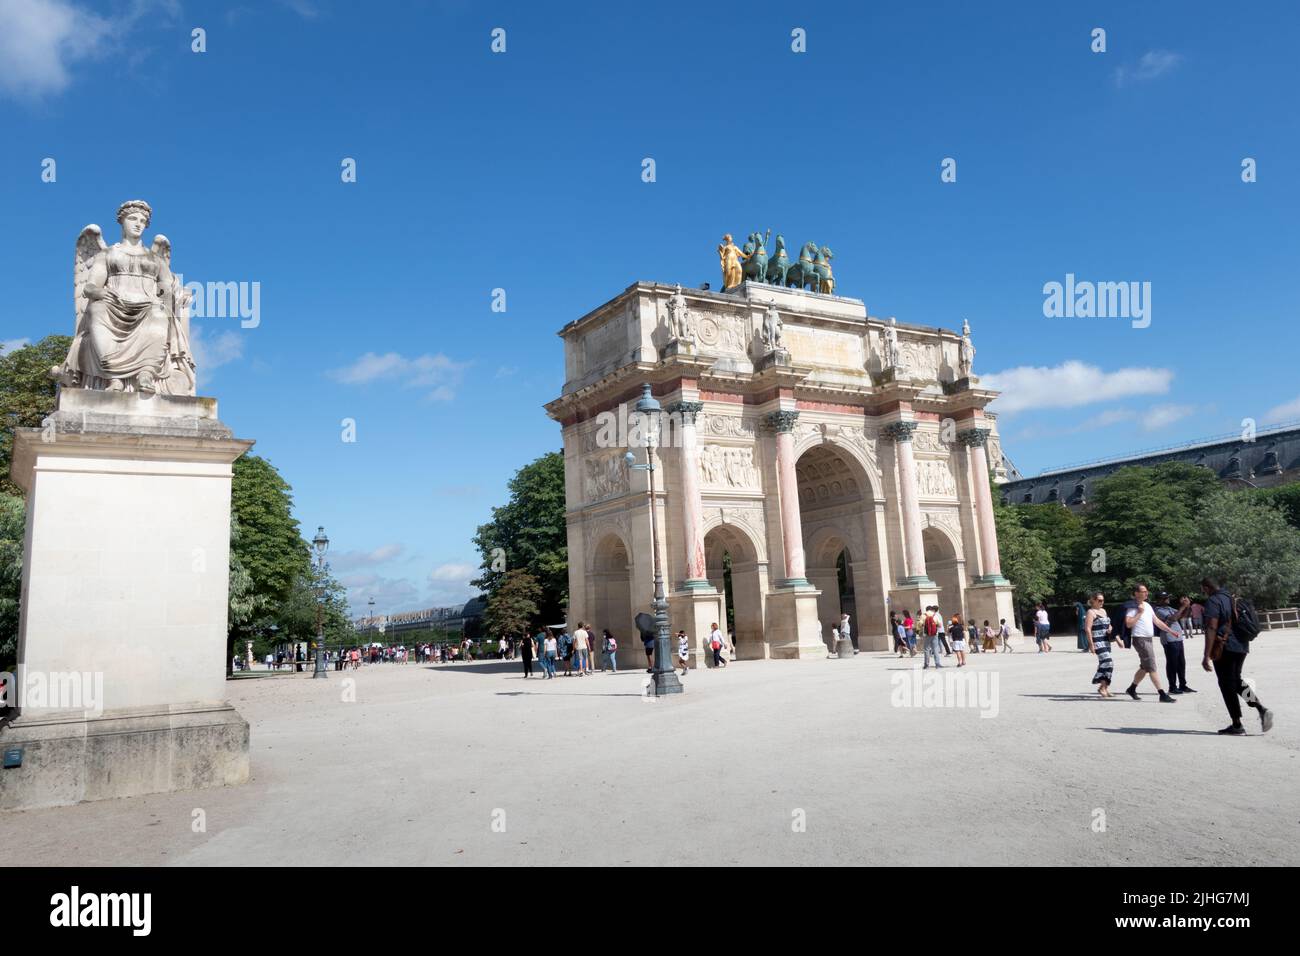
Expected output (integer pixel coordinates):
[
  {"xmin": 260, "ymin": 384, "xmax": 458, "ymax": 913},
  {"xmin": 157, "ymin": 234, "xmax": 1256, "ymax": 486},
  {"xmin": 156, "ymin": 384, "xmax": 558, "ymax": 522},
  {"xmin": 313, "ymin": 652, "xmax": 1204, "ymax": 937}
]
[{"xmin": 1084, "ymin": 591, "xmax": 1117, "ymax": 697}]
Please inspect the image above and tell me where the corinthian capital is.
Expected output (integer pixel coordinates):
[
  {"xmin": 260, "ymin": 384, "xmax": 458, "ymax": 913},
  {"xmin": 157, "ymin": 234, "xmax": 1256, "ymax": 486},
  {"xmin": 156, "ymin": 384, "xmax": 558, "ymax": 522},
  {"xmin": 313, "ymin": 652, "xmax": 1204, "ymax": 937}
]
[
  {"xmin": 881, "ymin": 420, "xmax": 920, "ymax": 443},
  {"xmin": 765, "ymin": 409, "xmax": 800, "ymax": 433},
  {"xmin": 956, "ymin": 427, "xmax": 991, "ymax": 448},
  {"xmin": 665, "ymin": 400, "xmax": 704, "ymax": 426}
]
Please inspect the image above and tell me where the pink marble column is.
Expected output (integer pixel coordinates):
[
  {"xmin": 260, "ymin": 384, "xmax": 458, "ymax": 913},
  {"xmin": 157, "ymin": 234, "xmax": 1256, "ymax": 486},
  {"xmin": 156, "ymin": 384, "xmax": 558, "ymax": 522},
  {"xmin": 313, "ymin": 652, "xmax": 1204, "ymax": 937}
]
[
  {"xmin": 960, "ymin": 427, "xmax": 1005, "ymax": 581},
  {"xmin": 668, "ymin": 400, "xmax": 708, "ymax": 584},
  {"xmin": 883, "ymin": 420, "xmax": 930, "ymax": 583},
  {"xmin": 767, "ymin": 410, "xmax": 807, "ymax": 584}
]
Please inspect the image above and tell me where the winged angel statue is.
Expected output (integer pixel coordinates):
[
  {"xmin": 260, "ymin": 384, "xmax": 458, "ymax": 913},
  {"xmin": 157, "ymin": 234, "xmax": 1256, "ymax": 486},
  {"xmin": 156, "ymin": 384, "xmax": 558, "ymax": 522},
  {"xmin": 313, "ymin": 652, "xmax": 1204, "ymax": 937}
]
[{"xmin": 52, "ymin": 200, "xmax": 195, "ymax": 396}]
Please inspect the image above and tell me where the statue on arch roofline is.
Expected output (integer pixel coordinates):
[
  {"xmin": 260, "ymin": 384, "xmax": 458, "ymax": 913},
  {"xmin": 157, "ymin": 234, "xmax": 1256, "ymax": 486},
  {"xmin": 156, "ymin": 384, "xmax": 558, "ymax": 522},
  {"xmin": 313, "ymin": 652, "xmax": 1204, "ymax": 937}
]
[
  {"xmin": 52, "ymin": 199, "xmax": 195, "ymax": 396},
  {"xmin": 959, "ymin": 318, "xmax": 976, "ymax": 379}
]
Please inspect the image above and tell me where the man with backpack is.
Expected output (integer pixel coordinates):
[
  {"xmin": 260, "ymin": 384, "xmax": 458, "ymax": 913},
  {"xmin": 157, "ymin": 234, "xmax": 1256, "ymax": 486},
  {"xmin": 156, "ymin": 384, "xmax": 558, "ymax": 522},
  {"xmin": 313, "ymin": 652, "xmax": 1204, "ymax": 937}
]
[
  {"xmin": 921, "ymin": 607, "xmax": 943, "ymax": 669},
  {"xmin": 1201, "ymin": 577, "xmax": 1273, "ymax": 735}
]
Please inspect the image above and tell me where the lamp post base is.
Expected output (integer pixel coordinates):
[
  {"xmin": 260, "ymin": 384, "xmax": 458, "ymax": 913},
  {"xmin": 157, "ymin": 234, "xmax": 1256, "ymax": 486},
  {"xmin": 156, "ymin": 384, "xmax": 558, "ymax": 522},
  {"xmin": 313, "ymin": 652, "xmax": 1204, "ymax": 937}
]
[{"xmin": 653, "ymin": 668, "xmax": 685, "ymax": 695}]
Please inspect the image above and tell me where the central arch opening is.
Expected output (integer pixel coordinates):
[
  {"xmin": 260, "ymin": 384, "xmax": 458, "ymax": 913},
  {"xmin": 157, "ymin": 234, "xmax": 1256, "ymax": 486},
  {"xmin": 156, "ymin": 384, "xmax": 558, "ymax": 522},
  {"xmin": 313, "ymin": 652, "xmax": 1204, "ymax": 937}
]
[
  {"xmin": 704, "ymin": 523, "xmax": 763, "ymax": 660},
  {"xmin": 795, "ymin": 442, "xmax": 882, "ymax": 651}
]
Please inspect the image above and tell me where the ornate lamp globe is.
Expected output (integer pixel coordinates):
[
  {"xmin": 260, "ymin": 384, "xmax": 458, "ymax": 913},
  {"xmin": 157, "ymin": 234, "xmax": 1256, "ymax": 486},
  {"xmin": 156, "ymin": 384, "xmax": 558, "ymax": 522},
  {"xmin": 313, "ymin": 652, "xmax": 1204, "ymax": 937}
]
[{"xmin": 312, "ymin": 526, "xmax": 329, "ymax": 561}]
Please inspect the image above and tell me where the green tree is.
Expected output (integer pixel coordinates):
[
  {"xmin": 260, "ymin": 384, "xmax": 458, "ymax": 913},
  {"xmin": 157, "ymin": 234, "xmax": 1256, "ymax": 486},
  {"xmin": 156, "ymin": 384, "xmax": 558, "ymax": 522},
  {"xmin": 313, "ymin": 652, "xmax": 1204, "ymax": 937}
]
[
  {"xmin": 0, "ymin": 493, "xmax": 24, "ymax": 666},
  {"xmin": 1251, "ymin": 481, "xmax": 1300, "ymax": 530},
  {"xmin": 230, "ymin": 454, "xmax": 311, "ymax": 613},
  {"xmin": 1013, "ymin": 502, "xmax": 1086, "ymax": 602},
  {"xmin": 483, "ymin": 569, "xmax": 542, "ymax": 639},
  {"xmin": 473, "ymin": 452, "xmax": 567, "ymax": 622},
  {"xmin": 1078, "ymin": 465, "xmax": 1206, "ymax": 598},
  {"xmin": 1179, "ymin": 491, "xmax": 1300, "ymax": 607},
  {"xmin": 993, "ymin": 498, "xmax": 1055, "ymax": 625},
  {"xmin": 0, "ymin": 335, "xmax": 71, "ymax": 497}
]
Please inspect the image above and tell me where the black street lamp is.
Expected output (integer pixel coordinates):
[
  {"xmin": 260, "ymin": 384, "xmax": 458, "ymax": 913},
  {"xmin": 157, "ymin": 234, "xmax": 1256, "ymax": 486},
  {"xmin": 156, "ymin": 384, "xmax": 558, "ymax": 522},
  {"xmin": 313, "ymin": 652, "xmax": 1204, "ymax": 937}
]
[
  {"xmin": 624, "ymin": 383, "xmax": 683, "ymax": 696},
  {"xmin": 312, "ymin": 525, "xmax": 330, "ymax": 679}
]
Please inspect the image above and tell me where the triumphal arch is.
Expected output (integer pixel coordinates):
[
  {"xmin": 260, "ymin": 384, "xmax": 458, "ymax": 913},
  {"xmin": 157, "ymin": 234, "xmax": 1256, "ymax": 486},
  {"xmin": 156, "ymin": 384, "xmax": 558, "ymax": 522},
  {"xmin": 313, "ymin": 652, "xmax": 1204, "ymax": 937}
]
[{"xmin": 545, "ymin": 273, "xmax": 1016, "ymax": 666}]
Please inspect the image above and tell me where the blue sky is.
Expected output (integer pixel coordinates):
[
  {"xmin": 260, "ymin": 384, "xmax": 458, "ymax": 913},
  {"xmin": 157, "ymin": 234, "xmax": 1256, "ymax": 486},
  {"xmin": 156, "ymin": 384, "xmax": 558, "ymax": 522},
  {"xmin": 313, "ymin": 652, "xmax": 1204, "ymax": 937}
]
[{"xmin": 2, "ymin": 0, "xmax": 1298, "ymax": 614}]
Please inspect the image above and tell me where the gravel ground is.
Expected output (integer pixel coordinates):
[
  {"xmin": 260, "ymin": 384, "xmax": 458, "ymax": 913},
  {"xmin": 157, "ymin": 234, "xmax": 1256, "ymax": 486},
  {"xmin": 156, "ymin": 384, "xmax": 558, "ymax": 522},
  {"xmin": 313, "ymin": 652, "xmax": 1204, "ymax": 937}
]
[{"xmin": 4, "ymin": 631, "xmax": 1297, "ymax": 866}]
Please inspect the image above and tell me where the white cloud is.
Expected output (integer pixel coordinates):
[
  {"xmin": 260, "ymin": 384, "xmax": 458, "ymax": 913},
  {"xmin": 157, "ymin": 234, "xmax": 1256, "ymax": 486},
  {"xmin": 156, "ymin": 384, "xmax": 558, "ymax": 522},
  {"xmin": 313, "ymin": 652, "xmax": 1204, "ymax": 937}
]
[
  {"xmin": 1114, "ymin": 50, "xmax": 1182, "ymax": 88},
  {"xmin": 190, "ymin": 326, "xmax": 244, "ymax": 386},
  {"xmin": 430, "ymin": 561, "xmax": 476, "ymax": 583},
  {"xmin": 982, "ymin": 360, "xmax": 1173, "ymax": 414},
  {"xmin": 0, "ymin": 337, "xmax": 30, "ymax": 354},
  {"xmin": 1263, "ymin": 395, "xmax": 1300, "ymax": 425},
  {"xmin": 0, "ymin": 0, "xmax": 110, "ymax": 100},
  {"xmin": 330, "ymin": 351, "xmax": 468, "ymax": 401},
  {"xmin": 330, "ymin": 543, "xmax": 406, "ymax": 572},
  {"xmin": 0, "ymin": 0, "xmax": 179, "ymax": 102},
  {"xmin": 1141, "ymin": 403, "xmax": 1196, "ymax": 431}
]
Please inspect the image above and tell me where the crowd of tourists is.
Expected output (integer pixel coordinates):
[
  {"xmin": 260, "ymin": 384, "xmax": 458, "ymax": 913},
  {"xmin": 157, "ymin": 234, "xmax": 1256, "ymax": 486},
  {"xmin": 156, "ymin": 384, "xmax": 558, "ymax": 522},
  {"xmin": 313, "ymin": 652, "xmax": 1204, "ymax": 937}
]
[
  {"xmin": 513, "ymin": 621, "xmax": 734, "ymax": 679},
  {"xmin": 1077, "ymin": 578, "xmax": 1273, "ymax": 735},
  {"xmin": 888, "ymin": 607, "xmax": 1013, "ymax": 666}
]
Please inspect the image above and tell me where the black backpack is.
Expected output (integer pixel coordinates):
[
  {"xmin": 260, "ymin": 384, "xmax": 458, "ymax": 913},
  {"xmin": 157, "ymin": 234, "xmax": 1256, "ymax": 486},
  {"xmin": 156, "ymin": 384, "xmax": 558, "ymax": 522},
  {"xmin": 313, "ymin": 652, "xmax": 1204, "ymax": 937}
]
[{"xmin": 1230, "ymin": 594, "xmax": 1261, "ymax": 643}]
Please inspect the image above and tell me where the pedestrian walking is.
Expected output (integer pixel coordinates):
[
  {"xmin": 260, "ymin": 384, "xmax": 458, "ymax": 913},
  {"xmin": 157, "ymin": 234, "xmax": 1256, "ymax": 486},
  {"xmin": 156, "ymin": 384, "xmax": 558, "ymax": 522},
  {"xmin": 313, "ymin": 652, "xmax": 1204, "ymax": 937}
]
[
  {"xmin": 601, "ymin": 629, "xmax": 618, "ymax": 673},
  {"xmin": 676, "ymin": 630, "xmax": 690, "ymax": 676},
  {"xmin": 934, "ymin": 607, "xmax": 952, "ymax": 656},
  {"xmin": 1154, "ymin": 592, "xmax": 1193, "ymax": 695},
  {"xmin": 1201, "ymin": 577, "xmax": 1273, "ymax": 735},
  {"xmin": 1084, "ymin": 591, "xmax": 1117, "ymax": 697},
  {"xmin": 999, "ymin": 619, "xmax": 1013, "ymax": 652},
  {"xmin": 709, "ymin": 622, "xmax": 727, "ymax": 668},
  {"xmin": 642, "ymin": 627, "xmax": 656, "ymax": 673},
  {"xmin": 982, "ymin": 620, "xmax": 997, "ymax": 653},
  {"xmin": 840, "ymin": 613, "xmax": 856, "ymax": 655},
  {"xmin": 572, "ymin": 622, "xmax": 591, "ymax": 676},
  {"xmin": 1034, "ymin": 603, "xmax": 1052, "ymax": 652},
  {"xmin": 950, "ymin": 614, "xmax": 967, "ymax": 666},
  {"xmin": 1122, "ymin": 584, "xmax": 1179, "ymax": 703},
  {"xmin": 903, "ymin": 610, "xmax": 917, "ymax": 656},
  {"xmin": 921, "ymin": 607, "xmax": 943, "ymax": 669},
  {"xmin": 542, "ymin": 631, "xmax": 558, "ymax": 679},
  {"xmin": 520, "ymin": 632, "xmax": 534, "ymax": 678}
]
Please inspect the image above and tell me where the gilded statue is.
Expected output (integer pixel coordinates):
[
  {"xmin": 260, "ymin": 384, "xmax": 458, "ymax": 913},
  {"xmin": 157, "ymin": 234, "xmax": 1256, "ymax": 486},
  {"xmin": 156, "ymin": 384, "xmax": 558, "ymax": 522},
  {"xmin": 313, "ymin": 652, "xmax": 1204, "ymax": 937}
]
[
  {"xmin": 53, "ymin": 200, "xmax": 195, "ymax": 396},
  {"xmin": 717, "ymin": 234, "xmax": 748, "ymax": 291}
]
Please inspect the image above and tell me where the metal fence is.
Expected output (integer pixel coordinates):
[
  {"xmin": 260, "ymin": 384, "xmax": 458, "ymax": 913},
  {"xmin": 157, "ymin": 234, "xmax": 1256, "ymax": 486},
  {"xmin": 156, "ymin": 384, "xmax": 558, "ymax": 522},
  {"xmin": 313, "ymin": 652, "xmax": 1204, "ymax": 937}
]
[{"xmin": 1260, "ymin": 608, "xmax": 1300, "ymax": 631}]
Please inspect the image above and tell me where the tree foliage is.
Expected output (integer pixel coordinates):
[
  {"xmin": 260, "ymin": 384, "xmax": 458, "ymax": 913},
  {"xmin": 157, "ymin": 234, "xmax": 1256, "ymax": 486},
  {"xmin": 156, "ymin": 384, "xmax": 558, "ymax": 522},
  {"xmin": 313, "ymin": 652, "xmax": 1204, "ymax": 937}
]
[
  {"xmin": 1075, "ymin": 463, "xmax": 1218, "ymax": 598},
  {"xmin": 483, "ymin": 570, "xmax": 542, "ymax": 638},
  {"xmin": 1250, "ymin": 481, "xmax": 1300, "ymax": 530},
  {"xmin": 1178, "ymin": 491, "xmax": 1300, "ymax": 606},
  {"xmin": 1012, "ymin": 502, "xmax": 1086, "ymax": 602},
  {"xmin": 993, "ymin": 497, "xmax": 1055, "ymax": 612},
  {"xmin": 0, "ymin": 493, "xmax": 24, "ymax": 666},
  {"xmin": 231, "ymin": 454, "xmax": 312, "ymax": 612},
  {"xmin": 473, "ymin": 452, "xmax": 567, "ymax": 622},
  {"xmin": 0, "ymin": 336, "xmax": 71, "ymax": 498}
]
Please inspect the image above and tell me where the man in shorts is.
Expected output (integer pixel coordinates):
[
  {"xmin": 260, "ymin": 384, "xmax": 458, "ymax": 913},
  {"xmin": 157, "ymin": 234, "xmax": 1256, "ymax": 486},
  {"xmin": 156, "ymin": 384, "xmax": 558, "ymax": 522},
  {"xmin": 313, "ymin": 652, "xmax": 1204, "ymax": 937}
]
[{"xmin": 1123, "ymin": 584, "xmax": 1179, "ymax": 703}]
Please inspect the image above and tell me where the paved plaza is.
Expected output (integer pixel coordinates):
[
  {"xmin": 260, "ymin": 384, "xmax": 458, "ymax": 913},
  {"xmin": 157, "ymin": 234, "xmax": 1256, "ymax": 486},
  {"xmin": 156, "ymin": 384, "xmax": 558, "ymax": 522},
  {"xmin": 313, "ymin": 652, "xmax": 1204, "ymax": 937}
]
[{"xmin": 4, "ymin": 633, "xmax": 1297, "ymax": 866}]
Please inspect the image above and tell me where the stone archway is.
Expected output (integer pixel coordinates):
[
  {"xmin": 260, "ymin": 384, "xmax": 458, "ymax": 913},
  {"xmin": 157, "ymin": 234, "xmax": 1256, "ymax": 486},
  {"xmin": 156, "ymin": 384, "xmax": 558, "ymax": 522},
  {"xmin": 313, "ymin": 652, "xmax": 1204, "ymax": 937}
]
[
  {"xmin": 704, "ymin": 522, "xmax": 765, "ymax": 660},
  {"xmin": 921, "ymin": 526, "xmax": 962, "ymax": 621},
  {"xmin": 590, "ymin": 533, "xmax": 634, "ymax": 664},
  {"xmin": 795, "ymin": 443, "xmax": 886, "ymax": 651}
]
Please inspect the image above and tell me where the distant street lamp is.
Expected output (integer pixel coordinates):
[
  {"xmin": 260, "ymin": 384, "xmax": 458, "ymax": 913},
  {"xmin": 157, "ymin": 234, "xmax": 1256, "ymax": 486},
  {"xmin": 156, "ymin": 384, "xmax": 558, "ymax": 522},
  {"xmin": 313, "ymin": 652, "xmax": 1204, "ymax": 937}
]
[
  {"xmin": 368, "ymin": 597, "xmax": 376, "ymax": 645},
  {"xmin": 312, "ymin": 525, "xmax": 330, "ymax": 679},
  {"xmin": 624, "ymin": 383, "xmax": 683, "ymax": 696}
]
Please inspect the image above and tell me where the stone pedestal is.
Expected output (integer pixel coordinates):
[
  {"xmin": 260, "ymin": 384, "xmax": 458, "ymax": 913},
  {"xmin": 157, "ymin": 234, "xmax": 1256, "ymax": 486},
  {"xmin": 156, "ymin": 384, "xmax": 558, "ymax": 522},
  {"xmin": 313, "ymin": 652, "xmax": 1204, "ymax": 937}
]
[
  {"xmin": 964, "ymin": 581, "xmax": 1020, "ymax": 640},
  {"xmin": 1, "ymin": 389, "xmax": 253, "ymax": 811},
  {"xmin": 889, "ymin": 583, "xmax": 941, "ymax": 623},
  {"xmin": 667, "ymin": 587, "xmax": 724, "ymax": 668},
  {"xmin": 765, "ymin": 585, "xmax": 825, "ymax": 659}
]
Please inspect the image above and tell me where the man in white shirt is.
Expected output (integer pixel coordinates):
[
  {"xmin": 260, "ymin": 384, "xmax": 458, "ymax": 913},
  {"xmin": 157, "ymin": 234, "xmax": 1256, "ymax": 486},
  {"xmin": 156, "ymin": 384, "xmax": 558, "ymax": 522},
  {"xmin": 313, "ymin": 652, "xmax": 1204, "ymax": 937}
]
[
  {"xmin": 1124, "ymin": 584, "xmax": 1179, "ymax": 702},
  {"xmin": 573, "ymin": 623, "xmax": 591, "ymax": 676},
  {"xmin": 840, "ymin": 613, "xmax": 856, "ymax": 654}
]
